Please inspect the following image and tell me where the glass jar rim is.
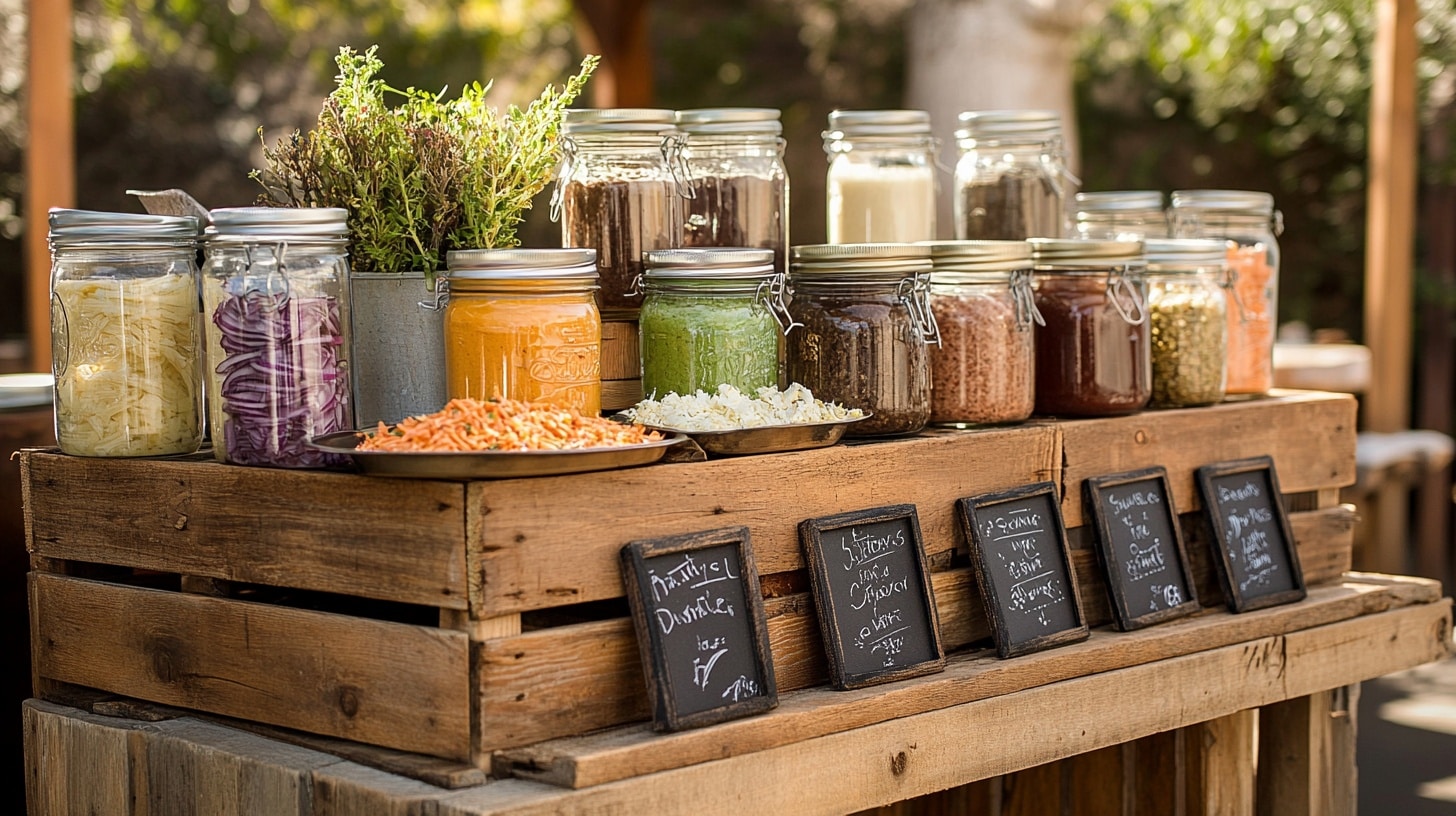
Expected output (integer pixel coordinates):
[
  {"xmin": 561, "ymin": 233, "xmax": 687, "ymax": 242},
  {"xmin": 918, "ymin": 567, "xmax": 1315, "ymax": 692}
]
[
  {"xmin": 1075, "ymin": 190, "xmax": 1165, "ymax": 213},
  {"xmin": 448, "ymin": 248, "xmax": 598, "ymax": 281},
  {"xmin": 1169, "ymin": 189, "xmax": 1275, "ymax": 214},
  {"xmin": 677, "ymin": 108, "xmax": 782, "ymax": 136},
  {"xmin": 49, "ymin": 208, "xmax": 199, "ymax": 245},
  {"xmin": 1144, "ymin": 238, "xmax": 1229, "ymax": 269}
]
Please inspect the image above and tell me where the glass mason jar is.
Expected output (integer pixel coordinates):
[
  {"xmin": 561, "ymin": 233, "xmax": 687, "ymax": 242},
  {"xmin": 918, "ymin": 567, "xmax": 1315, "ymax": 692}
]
[
  {"xmin": 1144, "ymin": 239, "xmax": 1229, "ymax": 408},
  {"xmin": 557, "ymin": 108, "xmax": 685, "ymax": 316},
  {"xmin": 48, "ymin": 209, "xmax": 203, "ymax": 457},
  {"xmin": 1074, "ymin": 190, "xmax": 1170, "ymax": 240},
  {"xmin": 924, "ymin": 240, "xmax": 1040, "ymax": 425},
  {"xmin": 677, "ymin": 108, "xmax": 790, "ymax": 277},
  {"xmin": 639, "ymin": 247, "xmax": 792, "ymax": 398},
  {"xmin": 823, "ymin": 110, "xmax": 937, "ymax": 244},
  {"xmin": 202, "ymin": 207, "xmax": 353, "ymax": 468},
  {"xmin": 1170, "ymin": 189, "xmax": 1282, "ymax": 396},
  {"xmin": 954, "ymin": 110, "xmax": 1069, "ymax": 240},
  {"xmin": 1030, "ymin": 238, "xmax": 1150, "ymax": 416},
  {"xmin": 787, "ymin": 243, "xmax": 937, "ymax": 436},
  {"xmin": 444, "ymin": 248, "xmax": 602, "ymax": 414}
]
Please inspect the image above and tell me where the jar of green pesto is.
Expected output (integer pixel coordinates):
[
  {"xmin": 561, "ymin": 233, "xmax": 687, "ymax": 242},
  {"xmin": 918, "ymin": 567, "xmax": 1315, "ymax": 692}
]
[
  {"xmin": 1145, "ymin": 238, "xmax": 1229, "ymax": 408},
  {"xmin": 638, "ymin": 247, "xmax": 793, "ymax": 398}
]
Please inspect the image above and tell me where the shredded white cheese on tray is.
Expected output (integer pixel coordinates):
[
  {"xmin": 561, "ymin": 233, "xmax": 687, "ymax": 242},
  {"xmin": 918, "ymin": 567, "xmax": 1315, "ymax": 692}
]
[{"xmin": 624, "ymin": 384, "xmax": 864, "ymax": 431}]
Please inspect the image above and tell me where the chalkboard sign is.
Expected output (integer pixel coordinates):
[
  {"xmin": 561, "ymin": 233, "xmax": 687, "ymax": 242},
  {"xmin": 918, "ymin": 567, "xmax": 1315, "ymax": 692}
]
[
  {"xmin": 957, "ymin": 483, "xmax": 1090, "ymax": 658},
  {"xmin": 1084, "ymin": 467, "xmax": 1201, "ymax": 631},
  {"xmin": 799, "ymin": 505, "xmax": 945, "ymax": 690},
  {"xmin": 620, "ymin": 527, "xmax": 778, "ymax": 731},
  {"xmin": 1195, "ymin": 456, "xmax": 1306, "ymax": 613}
]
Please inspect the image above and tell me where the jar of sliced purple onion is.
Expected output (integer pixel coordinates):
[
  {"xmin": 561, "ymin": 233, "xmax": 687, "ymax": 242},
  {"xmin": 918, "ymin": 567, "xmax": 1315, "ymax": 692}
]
[{"xmin": 202, "ymin": 207, "xmax": 353, "ymax": 468}]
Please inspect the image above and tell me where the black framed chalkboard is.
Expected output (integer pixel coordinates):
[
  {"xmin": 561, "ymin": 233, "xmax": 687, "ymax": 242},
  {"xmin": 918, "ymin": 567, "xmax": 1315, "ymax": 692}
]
[
  {"xmin": 799, "ymin": 505, "xmax": 945, "ymax": 690},
  {"xmin": 957, "ymin": 483, "xmax": 1090, "ymax": 658},
  {"xmin": 620, "ymin": 526, "xmax": 778, "ymax": 732},
  {"xmin": 1195, "ymin": 456, "xmax": 1306, "ymax": 613},
  {"xmin": 1084, "ymin": 467, "xmax": 1201, "ymax": 631}
]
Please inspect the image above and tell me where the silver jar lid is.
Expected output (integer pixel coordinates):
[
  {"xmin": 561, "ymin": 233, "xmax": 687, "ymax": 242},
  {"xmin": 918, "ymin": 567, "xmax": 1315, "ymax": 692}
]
[
  {"xmin": 791, "ymin": 243, "xmax": 932, "ymax": 280},
  {"xmin": 446, "ymin": 248, "xmax": 598, "ymax": 280},
  {"xmin": 1074, "ymin": 190, "xmax": 1165, "ymax": 214},
  {"xmin": 1169, "ymin": 189, "xmax": 1275, "ymax": 215},
  {"xmin": 1143, "ymin": 238, "xmax": 1228, "ymax": 269},
  {"xmin": 676, "ymin": 108, "xmax": 782, "ymax": 136},
  {"xmin": 921, "ymin": 240, "xmax": 1032, "ymax": 279},
  {"xmin": 48, "ymin": 208, "xmax": 199, "ymax": 246},
  {"xmin": 825, "ymin": 109, "xmax": 932, "ymax": 139},
  {"xmin": 206, "ymin": 207, "xmax": 349, "ymax": 241},
  {"xmin": 955, "ymin": 109, "xmax": 1061, "ymax": 141},
  {"xmin": 563, "ymin": 108, "xmax": 677, "ymax": 135},
  {"xmin": 644, "ymin": 247, "xmax": 776, "ymax": 279},
  {"xmin": 1029, "ymin": 238, "xmax": 1144, "ymax": 267}
]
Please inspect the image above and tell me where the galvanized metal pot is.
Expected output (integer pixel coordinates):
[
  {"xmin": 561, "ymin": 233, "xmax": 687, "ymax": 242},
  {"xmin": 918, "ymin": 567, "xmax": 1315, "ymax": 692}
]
[{"xmin": 349, "ymin": 273, "xmax": 447, "ymax": 427}]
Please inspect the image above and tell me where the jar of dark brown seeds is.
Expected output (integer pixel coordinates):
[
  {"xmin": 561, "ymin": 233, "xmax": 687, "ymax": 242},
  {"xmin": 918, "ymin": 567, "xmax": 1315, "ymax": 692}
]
[
  {"xmin": 954, "ymin": 110, "xmax": 1068, "ymax": 240},
  {"xmin": 1144, "ymin": 239, "xmax": 1228, "ymax": 408},
  {"xmin": 1030, "ymin": 239, "xmax": 1150, "ymax": 416},
  {"xmin": 787, "ymin": 244, "xmax": 936, "ymax": 436},
  {"xmin": 677, "ymin": 108, "xmax": 789, "ymax": 277},
  {"xmin": 924, "ymin": 240, "xmax": 1039, "ymax": 424}
]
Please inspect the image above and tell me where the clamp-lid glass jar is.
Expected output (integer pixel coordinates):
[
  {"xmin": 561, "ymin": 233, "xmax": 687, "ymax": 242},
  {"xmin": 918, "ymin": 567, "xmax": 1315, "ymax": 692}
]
[
  {"xmin": 444, "ymin": 248, "xmax": 602, "ymax": 414},
  {"xmin": 202, "ymin": 207, "xmax": 353, "ymax": 468},
  {"xmin": 1030, "ymin": 238, "xmax": 1150, "ymax": 416},
  {"xmin": 954, "ymin": 110, "xmax": 1068, "ymax": 240},
  {"xmin": 1144, "ymin": 239, "xmax": 1229, "ymax": 408},
  {"xmin": 925, "ymin": 240, "xmax": 1040, "ymax": 425},
  {"xmin": 1169, "ymin": 190, "xmax": 1281, "ymax": 395},
  {"xmin": 1074, "ymin": 190, "xmax": 1169, "ymax": 240},
  {"xmin": 823, "ymin": 110, "xmax": 937, "ymax": 244},
  {"xmin": 638, "ymin": 247, "xmax": 791, "ymax": 398},
  {"xmin": 557, "ymin": 108, "xmax": 685, "ymax": 316},
  {"xmin": 787, "ymin": 243, "xmax": 937, "ymax": 436},
  {"xmin": 677, "ymin": 108, "xmax": 789, "ymax": 276},
  {"xmin": 48, "ymin": 208, "xmax": 203, "ymax": 457}
]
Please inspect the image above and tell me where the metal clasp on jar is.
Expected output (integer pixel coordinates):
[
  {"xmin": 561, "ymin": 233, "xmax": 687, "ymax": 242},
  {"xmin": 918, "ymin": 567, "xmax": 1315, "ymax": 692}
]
[
  {"xmin": 420, "ymin": 275, "xmax": 450, "ymax": 311},
  {"xmin": 236, "ymin": 242, "xmax": 293, "ymax": 301},
  {"xmin": 898, "ymin": 273, "xmax": 942, "ymax": 346},
  {"xmin": 1106, "ymin": 265, "xmax": 1146, "ymax": 326},
  {"xmin": 1010, "ymin": 268, "xmax": 1045, "ymax": 331},
  {"xmin": 548, "ymin": 137, "xmax": 579, "ymax": 222},
  {"xmin": 662, "ymin": 132, "xmax": 697, "ymax": 200},
  {"xmin": 756, "ymin": 275, "xmax": 802, "ymax": 335}
]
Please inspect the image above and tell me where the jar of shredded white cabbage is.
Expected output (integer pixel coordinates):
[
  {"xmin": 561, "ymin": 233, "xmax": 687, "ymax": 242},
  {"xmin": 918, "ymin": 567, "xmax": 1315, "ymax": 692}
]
[{"xmin": 48, "ymin": 209, "xmax": 204, "ymax": 457}]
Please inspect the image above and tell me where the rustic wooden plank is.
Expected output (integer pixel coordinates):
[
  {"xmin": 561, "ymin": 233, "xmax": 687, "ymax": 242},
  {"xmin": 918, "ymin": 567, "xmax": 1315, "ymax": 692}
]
[
  {"xmin": 23, "ymin": 698, "xmax": 141, "ymax": 816},
  {"xmin": 602, "ymin": 378, "xmax": 643, "ymax": 411},
  {"xmin": 1130, "ymin": 730, "xmax": 1181, "ymax": 816},
  {"xmin": 312, "ymin": 761, "xmax": 457, "ymax": 816},
  {"xmin": 600, "ymin": 320, "xmax": 640, "ymax": 381},
  {"xmin": 474, "ymin": 600, "xmax": 1450, "ymax": 815},
  {"xmin": 31, "ymin": 573, "xmax": 472, "ymax": 760},
  {"xmin": 23, "ymin": 451, "xmax": 469, "ymax": 609},
  {"xmin": 1001, "ymin": 760, "xmax": 1061, "ymax": 816},
  {"xmin": 1058, "ymin": 391, "xmax": 1357, "ymax": 527},
  {"xmin": 491, "ymin": 577, "xmax": 1447, "ymax": 787},
  {"xmin": 1256, "ymin": 687, "xmax": 1359, "ymax": 816},
  {"xmin": 1186, "ymin": 710, "xmax": 1255, "ymax": 816},
  {"xmin": 1065, "ymin": 744, "xmax": 1128, "ymax": 816},
  {"xmin": 470, "ymin": 424, "xmax": 1060, "ymax": 615}
]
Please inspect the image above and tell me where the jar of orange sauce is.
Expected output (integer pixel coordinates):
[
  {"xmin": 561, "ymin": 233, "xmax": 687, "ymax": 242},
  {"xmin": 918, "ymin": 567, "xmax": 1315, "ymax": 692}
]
[{"xmin": 443, "ymin": 248, "xmax": 602, "ymax": 413}]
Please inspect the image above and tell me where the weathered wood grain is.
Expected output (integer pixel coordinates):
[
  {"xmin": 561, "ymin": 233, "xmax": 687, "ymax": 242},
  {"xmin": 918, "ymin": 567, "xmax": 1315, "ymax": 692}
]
[
  {"xmin": 1186, "ymin": 710, "xmax": 1256, "ymax": 816},
  {"xmin": 600, "ymin": 319, "xmax": 640, "ymax": 381},
  {"xmin": 31, "ymin": 573, "xmax": 472, "ymax": 760},
  {"xmin": 1256, "ymin": 687, "xmax": 1359, "ymax": 816},
  {"xmin": 23, "ymin": 451, "xmax": 469, "ymax": 609},
  {"xmin": 23, "ymin": 698, "xmax": 143, "ymax": 816},
  {"xmin": 491, "ymin": 578, "xmax": 1449, "ymax": 788}
]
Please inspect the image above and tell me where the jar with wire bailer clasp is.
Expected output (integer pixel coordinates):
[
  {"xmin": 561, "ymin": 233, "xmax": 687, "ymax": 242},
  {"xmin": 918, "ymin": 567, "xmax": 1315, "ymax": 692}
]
[
  {"xmin": 676, "ymin": 108, "xmax": 790, "ymax": 277},
  {"xmin": 555, "ymin": 108, "xmax": 688, "ymax": 315},
  {"xmin": 1074, "ymin": 190, "xmax": 1170, "ymax": 240},
  {"xmin": 201, "ymin": 207, "xmax": 353, "ymax": 468},
  {"xmin": 787, "ymin": 243, "xmax": 939, "ymax": 436},
  {"xmin": 924, "ymin": 240, "xmax": 1041, "ymax": 425},
  {"xmin": 48, "ymin": 208, "xmax": 204, "ymax": 458},
  {"xmin": 823, "ymin": 110, "xmax": 938, "ymax": 244},
  {"xmin": 1144, "ymin": 239, "xmax": 1229, "ymax": 408},
  {"xmin": 954, "ymin": 110, "xmax": 1073, "ymax": 240},
  {"xmin": 638, "ymin": 247, "xmax": 795, "ymax": 398},
  {"xmin": 1030, "ymin": 238, "xmax": 1150, "ymax": 416}
]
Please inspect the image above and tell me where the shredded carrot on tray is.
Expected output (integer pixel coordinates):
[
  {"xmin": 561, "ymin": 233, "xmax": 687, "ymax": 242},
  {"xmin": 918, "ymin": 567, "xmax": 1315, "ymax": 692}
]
[{"xmin": 357, "ymin": 397, "xmax": 663, "ymax": 453}]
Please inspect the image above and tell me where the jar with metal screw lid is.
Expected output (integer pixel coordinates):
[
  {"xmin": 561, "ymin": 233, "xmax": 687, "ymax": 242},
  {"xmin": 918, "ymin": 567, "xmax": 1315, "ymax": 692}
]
[
  {"xmin": 677, "ymin": 109, "xmax": 789, "ymax": 277},
  {"xmin": 924, "ymin": 240, "xmax": 1040, "ymax": 425},
  {"xmin": 823, "ymin": 110, "xmax": 937, "ymax": 244},
  {"xmin": 202, "ymin": 207, "xmax": 353, "ymax": 468},
  {"xmin": 1030, "ymin": 238, "xmax": 1150, "ymax": 416},
  {"xmin": 1144, "ymin": 239, "xmax": 1229, "ymax": 408},
  {"xmin": 556, "ymin": 108, "xmax": 686, "ymax": 316},
  {"xmin": 787, "ymin": 243, "xmax": 937, "ymax": 436},
  {"xmin": 638, "ymin": 247, "xmax": 793, "ymax": 398},
  {"xmin": 1074, "ymin": 190, "xmax": 1170, "ymax": 240},
  {"xmin": 444, "ymin": 248, "xmax": 602, "ymax": 414},
  {"xmin": 954, "ymin": 110, "xmax": 1069, "ymax": 240},
  {"xmin": 48, "ymin": 208, "xmax": 204, "ymax": 457},
  {"xmin": 1170, "ymin": 189, "xmax": 1282, "ymax": 395}
]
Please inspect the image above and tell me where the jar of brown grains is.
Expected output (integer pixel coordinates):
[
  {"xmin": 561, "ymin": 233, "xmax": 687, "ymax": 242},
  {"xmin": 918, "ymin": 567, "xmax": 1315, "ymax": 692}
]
[
  {"xmin": 924, "ymin": 240, "xmax": 1040, "ymax": 425},
  {"xmin": 1144, "ymin": 239, "xmax": 1228, "ymax": 408},
  {"xmin": 1030, "ymin": 238, "xmax": 1150, "ymax": 417},
  {"xmin": 787, "ymin": 243, "xmax": 937, "ymax": 436}
]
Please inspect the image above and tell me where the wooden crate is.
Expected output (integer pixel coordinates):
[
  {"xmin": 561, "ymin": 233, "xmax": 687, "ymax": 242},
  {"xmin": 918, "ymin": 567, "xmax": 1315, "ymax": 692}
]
[
  {"xmin": 24, "ymin": 391, "xmax": 1374, "ymax": 773},
  {"xmin": 600, "ymin": 318, "xmax": 640, "ymax": 411}
]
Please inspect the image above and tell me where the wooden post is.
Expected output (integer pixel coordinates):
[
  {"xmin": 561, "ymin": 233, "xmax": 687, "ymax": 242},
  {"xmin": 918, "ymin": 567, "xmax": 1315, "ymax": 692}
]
[
  {"xmin": 1256, "ymin": 687, "xmax": 1359, "ymax": 816},
  {"xmin": 573, "ymin": 0, "xmax": 653, "ymax": 108},
  {"xmin": 24, "ymin": 0, "xmax": 74, "ymax": 374},
  {"xmin": 1363, "ymin": 0, "xmax": 1419, "ymax": 433},
  {"xmin": 1186, "ymin": 710, "xmax": 1256, "ymax": 816}
]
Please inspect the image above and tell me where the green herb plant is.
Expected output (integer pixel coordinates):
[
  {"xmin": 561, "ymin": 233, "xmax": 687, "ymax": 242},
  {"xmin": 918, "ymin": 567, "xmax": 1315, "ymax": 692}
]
[{"xmin": 252, "ymin": 45, "xmax": 598, "ymax": 286}]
